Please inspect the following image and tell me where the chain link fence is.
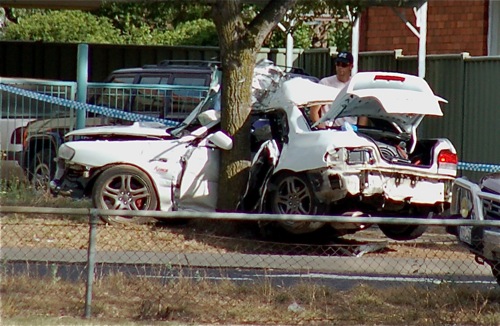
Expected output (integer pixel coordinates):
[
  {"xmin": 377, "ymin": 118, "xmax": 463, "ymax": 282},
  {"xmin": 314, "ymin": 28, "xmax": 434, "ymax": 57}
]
[{"xmin": 1, "ymin": 206, "xmax": 500, "ymax": 324}]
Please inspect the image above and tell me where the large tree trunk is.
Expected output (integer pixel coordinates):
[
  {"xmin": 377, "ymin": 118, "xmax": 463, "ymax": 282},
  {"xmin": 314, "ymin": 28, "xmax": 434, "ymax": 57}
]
[
  {"xmin": 212, "ymin": 2, "xmax": 257, "ymax": 211},
  {"xmin": 212, "ymin": 0, "xmax": 297, "ymax": 211}
]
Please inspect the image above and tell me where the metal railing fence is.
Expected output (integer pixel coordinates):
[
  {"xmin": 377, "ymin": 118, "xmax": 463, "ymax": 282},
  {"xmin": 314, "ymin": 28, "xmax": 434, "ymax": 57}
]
[
  {"xmin": 86, "ymin": 82, "xmax": 209, "ymax": 122},
  {"xmin": 1, "ymin": 205, "xmax": 499, "ymax": 321}
]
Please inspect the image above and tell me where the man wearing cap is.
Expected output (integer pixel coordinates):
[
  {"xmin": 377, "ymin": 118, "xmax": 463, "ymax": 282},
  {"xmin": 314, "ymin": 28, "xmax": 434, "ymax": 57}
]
[{"xmin": 310, "ymin": 51, "xmax": 368, "ymax": 129}]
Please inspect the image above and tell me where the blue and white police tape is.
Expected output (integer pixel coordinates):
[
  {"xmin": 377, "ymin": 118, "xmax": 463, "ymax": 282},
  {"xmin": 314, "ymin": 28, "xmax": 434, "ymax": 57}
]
[
  {"xmin": 458, "ymin": 162, "xmax": 500, "ymax": 173},
  {"xmin": 0, "ymin": 83, "xmax": 179, "ymax": 127}
]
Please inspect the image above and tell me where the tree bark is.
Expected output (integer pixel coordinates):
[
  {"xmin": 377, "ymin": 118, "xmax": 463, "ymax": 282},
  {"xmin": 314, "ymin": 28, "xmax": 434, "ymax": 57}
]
[{"xmin": 211, "ymin": 0, "xmax": 297, "ymax": 211}]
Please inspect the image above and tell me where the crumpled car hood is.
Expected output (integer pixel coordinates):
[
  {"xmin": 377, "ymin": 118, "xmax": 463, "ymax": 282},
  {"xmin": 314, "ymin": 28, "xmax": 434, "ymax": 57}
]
[
  {"xmin": 65, "ymin": 122, "xmax": 171, "ymax": 138},
  {"xmin": 251, "ymin": 60, "xmax": 338, "ymax": 110},
  {"xmin": 316, "ymin": 71, "xmax": 447, "ymax": 132},
  {"xmin": 259, "ymin": 77, "xmax": 339, "ymax": 109}
]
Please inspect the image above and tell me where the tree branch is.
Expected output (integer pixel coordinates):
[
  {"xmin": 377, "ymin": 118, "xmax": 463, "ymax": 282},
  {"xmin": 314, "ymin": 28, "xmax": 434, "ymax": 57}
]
[{"xmin": 248, "ymin": 0, "xmax": 298, "ymax": 47}]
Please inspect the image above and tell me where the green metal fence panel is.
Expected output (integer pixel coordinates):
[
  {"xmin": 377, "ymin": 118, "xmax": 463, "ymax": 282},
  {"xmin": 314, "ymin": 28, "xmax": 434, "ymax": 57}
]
[
  {"xmin": 88, "ymin": 44, "xmax": 222, "ymax": 82},
  {"xmin": 0, "ymin": 42, "xmax": 222, "ymax": 82},
  {"xmin": 357, "ymin": 50, "xmax": 400, "ymax": 73},
  {"xmin": 300, "ymin": 47, "xmax": 335, "ymax": 79},
  {"xmin": 460, "ymin": 56, "xmax": 500, "ymax": 180},
  {"xmin": 395, "ymin": 54, "xmax": 418, "ymax": 75},
  {"xmin": 419, "ymin": 54, "xmax": 468, "ymax": 173},
  {"xmin": 0, "ymin": 42, "xmax": 77, "ymax": 81}
]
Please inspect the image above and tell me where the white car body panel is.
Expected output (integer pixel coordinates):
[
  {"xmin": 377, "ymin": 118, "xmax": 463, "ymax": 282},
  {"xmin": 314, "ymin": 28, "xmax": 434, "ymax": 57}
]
[
  {"xmin": 177, "ymin": 147, "xmax": 220, "ymax": 211},
  {"xmin": 264, "ymin": 77, "xmax": 339, "ymax": 109},
  {"xmin": 63, "ymin": 136, "xmax": 220, "ymax": 212}
]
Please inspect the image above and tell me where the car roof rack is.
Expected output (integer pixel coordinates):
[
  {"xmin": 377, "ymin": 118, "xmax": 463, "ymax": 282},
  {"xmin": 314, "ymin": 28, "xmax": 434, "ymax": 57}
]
[{"xmin": 141, "ymin": 60, "xmax": 221, "ymax": 68}]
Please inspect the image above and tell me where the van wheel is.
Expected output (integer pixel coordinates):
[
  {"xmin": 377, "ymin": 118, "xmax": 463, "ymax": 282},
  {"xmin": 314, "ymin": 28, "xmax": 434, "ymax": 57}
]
[{"xmin": 30, "ymin": 148, "xmax": 55, "ymax": 191}]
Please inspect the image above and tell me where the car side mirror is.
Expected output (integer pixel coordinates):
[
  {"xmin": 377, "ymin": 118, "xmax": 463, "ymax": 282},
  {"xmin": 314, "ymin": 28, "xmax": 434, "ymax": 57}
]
[{"xmin": 206, "ymin": 131, "xmax": 233, "ymax": 150}]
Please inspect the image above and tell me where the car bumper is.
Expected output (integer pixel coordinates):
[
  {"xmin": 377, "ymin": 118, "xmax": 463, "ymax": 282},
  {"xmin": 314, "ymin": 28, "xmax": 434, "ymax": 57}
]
[{"xmin": 313, "ymin": 168, "xmax": 454, "ymax": 206}]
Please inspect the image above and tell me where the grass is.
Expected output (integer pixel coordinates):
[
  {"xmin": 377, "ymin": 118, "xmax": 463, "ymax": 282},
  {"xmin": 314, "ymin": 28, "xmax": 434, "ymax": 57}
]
[
  {"xmin": 2, "ymin": 273, "xmax": 500, "ymax": 325},
  {"xmin": 2, "ymin": 178, "xmax": 499, "ymax": 325},
  {"xmin": 0, "ymin": 177, "xmax": 92, "ymax": 209}
]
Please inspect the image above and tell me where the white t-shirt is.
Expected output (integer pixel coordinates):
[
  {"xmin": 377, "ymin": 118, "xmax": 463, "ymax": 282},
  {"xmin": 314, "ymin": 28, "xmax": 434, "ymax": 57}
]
[{"xmin": 318, "ymin": 75, "xmax": 357, "ymax": 127}]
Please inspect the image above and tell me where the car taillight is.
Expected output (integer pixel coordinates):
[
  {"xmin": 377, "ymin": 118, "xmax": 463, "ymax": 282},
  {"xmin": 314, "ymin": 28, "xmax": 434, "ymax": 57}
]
[
  {"xmin": 437, "ymin": 149, "xmax": 458, "ymax": 169},
  {"xmin": 11, "ymin": 126, "xmax": 27, "ymax": 145},
  {"xmin": 374, "ymin": 75, "xmax": 405, "ymax": 82}
]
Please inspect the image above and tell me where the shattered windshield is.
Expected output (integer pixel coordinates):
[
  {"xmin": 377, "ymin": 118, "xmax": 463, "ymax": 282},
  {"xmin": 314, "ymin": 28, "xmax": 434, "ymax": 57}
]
[{"xmin": 170, "ymin": 67, "xmax": 222, "ymax": 137}]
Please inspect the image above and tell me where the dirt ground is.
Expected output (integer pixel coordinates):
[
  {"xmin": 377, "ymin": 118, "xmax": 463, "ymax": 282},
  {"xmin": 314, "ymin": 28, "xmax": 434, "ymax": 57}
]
[{"xmin": 0, "ymin": 215, "xmax": 473, "ymax": 260}]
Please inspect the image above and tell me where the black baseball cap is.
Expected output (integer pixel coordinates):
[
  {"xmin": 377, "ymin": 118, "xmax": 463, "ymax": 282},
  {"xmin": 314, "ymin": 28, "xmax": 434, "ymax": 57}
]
[{"xmin": 335, "ymin": 51, "xmax": 353, "ymax": 64}]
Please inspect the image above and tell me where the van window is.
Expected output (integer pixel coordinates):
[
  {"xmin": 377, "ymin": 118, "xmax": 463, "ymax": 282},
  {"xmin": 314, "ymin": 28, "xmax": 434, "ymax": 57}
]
[
  {"xmin": 172, "ymin": 77, "xmax": 207, "ymax": 86},
  {"xmin": 140, "ymin": 76, "xmax": 170, "ymax": 84},
  {"xmin": 109, "ymin": 75, "xmax": 135, "ymax": 84}
]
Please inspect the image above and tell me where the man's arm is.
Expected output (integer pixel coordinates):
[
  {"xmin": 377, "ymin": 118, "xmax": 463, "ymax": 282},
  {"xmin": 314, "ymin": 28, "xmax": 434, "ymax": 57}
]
[
  {"xmin": 309, "ymin": 104, "xmax": 326, "ymax": 129},
  {"xmin": 357, "ymin": 116, "xmax": 369, "ymax": 126}
]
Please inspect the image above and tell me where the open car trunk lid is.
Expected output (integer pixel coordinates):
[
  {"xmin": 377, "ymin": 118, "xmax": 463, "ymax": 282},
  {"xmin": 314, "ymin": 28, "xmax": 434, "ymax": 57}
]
[{"xmin": 316, "ymin": 72, "xmax": 447, "ymax": 133}]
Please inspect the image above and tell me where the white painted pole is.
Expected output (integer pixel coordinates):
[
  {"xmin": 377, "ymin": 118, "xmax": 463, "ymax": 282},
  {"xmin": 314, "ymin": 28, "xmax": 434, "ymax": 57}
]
[
  {"xmin": 351, "ymin": 14, "xmax": 360, "ymax": 75},
  {"xmin": 286, "ymin": 30, "xmax": 294, "ymax": 70},
  {"xmin": 417, "ymin": 1, "xmax": 428, "ymax": 78}
]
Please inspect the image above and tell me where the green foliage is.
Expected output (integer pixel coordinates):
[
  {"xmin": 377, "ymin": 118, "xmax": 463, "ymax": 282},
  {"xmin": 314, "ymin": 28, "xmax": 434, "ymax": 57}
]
[
  {"xmin": 94, "ymin": 1, "xmax": 211, "ymax": 31},
  {"xmin": 163, "ymin": 19, "xmax": 218, "ymax": 46},
  {"xmin": 121, "ymin": 19, "xmax": 217, "ymax": 46},
  {"xmin": 3, "ymin": 8, "xmax": 42, "ymax": 22},
  {"xmin": 1, "ymin": 2, "xmax": 354, "ymax": 49},
  {"xmin": 2, "ymin": 10, "xmax": 122, "ymax": 44},
  {"xmin": 328, "ymin": 20, "xmax": 352, "ymax": 52},
  {"xmin": 265, "ymin": 24, "xmax": 315, "ymax": 49},
  {"xmin": 94, "ymin": 2, "xmax": 177, "ymax": 31}
]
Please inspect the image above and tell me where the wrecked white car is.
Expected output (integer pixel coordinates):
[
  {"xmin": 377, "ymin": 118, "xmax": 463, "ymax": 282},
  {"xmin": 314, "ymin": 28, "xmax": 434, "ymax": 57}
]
[{"xmin": 52, "ymin": 61, "xmax": 457, "ymax": 241}]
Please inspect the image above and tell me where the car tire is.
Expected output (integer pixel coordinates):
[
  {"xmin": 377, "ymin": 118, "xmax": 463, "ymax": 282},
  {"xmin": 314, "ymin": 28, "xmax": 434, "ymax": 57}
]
[
  {"xmin": 265, "ymin": 173, "xmax": 327, "ymax": 235},
  {"xmin": 378, "ymin": 224, "xmax": 428, "ymax": 241},
  {"xmin": 29, "ymin": 147, "xmax": 56, "ymax": 191},
  {"xmin": 92, "ymin": 165, "xmax": 158, "ymax": 224}
]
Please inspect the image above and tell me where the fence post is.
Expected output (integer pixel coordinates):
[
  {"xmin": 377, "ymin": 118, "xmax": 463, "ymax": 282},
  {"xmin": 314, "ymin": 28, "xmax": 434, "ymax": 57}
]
[
  {"xmin": 84, "ymin": 209, "xmax": 99, "ymax": 319},
  {"xmin": 76, "ymin": 43, "xmax": 89, "ymax": 130}
]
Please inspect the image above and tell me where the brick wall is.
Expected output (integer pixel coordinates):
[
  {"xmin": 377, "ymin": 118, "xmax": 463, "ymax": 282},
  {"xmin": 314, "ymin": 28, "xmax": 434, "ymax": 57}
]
[{"xmin": 359, "ymin": 0, "xmax": 489, "ymax": 56}]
